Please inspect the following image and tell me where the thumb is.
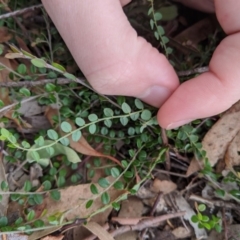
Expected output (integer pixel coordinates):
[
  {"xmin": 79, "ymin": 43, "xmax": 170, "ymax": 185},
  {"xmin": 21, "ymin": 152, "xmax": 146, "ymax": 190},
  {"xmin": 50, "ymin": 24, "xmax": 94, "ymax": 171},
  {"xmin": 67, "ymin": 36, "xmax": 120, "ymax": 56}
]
[
  {"xmin": 42, "ymin": 0, "xmax": 179, "ymax": 107},
  {"xmin": 158, "ymin": 0, "xmax": 240, "ymax": 129}
]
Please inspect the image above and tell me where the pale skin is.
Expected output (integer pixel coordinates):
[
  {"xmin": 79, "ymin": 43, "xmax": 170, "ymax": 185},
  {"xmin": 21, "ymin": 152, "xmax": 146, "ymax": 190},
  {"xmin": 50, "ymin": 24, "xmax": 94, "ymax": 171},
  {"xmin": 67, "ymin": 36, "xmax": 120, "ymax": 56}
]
[{"xmin": 42, "ymin": 0, "xmax": 240, "ymax": 129}]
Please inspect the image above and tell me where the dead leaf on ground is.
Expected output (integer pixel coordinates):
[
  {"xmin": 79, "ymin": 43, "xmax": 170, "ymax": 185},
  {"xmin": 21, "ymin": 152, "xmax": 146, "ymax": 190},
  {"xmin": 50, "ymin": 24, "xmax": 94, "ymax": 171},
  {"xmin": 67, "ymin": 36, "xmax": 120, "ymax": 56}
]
[
  {"xmin": 172, "ymin": 226, "xmax": 192, "ymax": 239},
  {"xmin": 151, "ymin": 178, "xmax": 177, "ymax": 194},
  {"xmin": 83, "ymin": 222, "xmax": 114, "ymax": 240},
  {"xmin": 45, "ymin": 107, "xmax": 121, "ymax": 166},
  {"xmin": 41, "ymin": 235, "xmax": 64, "ymax": 240},
  {"xmin": 44, "ymin": 176, "xmax": 126, "ymax": 221},
  {"xmin": 0, "ymin": 26, "xmax": 12, "ymax": 43},
  {"xmin": 187, "ymin": 100, "xmax": 240, "ymax": 176}
]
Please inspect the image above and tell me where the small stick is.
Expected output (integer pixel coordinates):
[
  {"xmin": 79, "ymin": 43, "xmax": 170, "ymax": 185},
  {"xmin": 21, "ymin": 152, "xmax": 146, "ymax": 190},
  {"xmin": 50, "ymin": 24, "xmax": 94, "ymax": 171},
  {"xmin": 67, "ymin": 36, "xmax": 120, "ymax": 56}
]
[
  {"xmin": 0, "ymin": 4, "xmax": 43, "ymax": 20},
  {"xmin": 0, "ymin": 78, "xmax": 78, "ymax": 87},
  {"xmin": 110, "ymin": 212, "xmax": 185, "ymax": 238},
  {"xmin": 177, "ymin": 66, "xmax": 209, "ymax": 77},
  {"xmin": 161, "ymin": 128, "xmax": 171, "ymax": 171}
]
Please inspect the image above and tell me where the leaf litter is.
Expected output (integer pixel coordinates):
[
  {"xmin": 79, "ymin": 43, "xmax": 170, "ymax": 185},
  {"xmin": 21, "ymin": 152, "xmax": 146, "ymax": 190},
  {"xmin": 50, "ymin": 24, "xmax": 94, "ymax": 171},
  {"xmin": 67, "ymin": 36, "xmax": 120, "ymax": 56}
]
[{"xmin": 1, "ymin": 1, "xmax": 240, "ymax": 240}]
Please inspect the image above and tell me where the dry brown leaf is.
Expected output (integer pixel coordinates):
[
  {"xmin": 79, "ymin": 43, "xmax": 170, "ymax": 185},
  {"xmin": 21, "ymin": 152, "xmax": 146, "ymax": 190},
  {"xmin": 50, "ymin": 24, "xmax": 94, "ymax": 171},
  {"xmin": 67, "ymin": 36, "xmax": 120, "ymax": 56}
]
[
  {"xmin": 225, "ymin": 130, "xmax": 240, "ymax": 169},
  {"xmin": 151, "ymin": 178, "xmax": 177, "ymax": 194},
  {"xmin": 111, "ymin": 217, "xmax": 148, "ymax": 225},
  {"xmin": 172, "ymin": 226, "xmax": 192, "ymax": 239},
  {"xmin": 41, "ymin": 235, "xmax": 64, "ymax": 240},
  {"xmin": 44, "ymin": 177, "xmax": 126, "ymax": 221},
  {"xmin": 28, "ymin": 227, "xmax": 62, "ymax": 240},
  {"xmin": 83, "ymin": 222, "xmax": 114, "ymax": 240},
  {"xmin": 0, "ymin": 26, "xmax": 12, "ymax": 43},
  {"xmin": 187, "ymin": 100, "xmax": 240, "ymax": 176},
  {"xmin": 45, "ymin": 107, "xmax": 121, "ymax": 166}
]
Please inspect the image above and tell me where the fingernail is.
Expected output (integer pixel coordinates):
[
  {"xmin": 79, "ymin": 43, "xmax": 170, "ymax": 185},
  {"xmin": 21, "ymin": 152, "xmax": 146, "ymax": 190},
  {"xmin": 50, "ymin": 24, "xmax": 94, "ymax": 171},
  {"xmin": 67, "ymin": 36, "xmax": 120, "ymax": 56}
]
[
  {"xmin": 166, "ymin": 119, "xmax": 194, "ymax": 130},
  {"xmin": 138, "ymin": 85, "xmax": 171, "ymax": 108}
]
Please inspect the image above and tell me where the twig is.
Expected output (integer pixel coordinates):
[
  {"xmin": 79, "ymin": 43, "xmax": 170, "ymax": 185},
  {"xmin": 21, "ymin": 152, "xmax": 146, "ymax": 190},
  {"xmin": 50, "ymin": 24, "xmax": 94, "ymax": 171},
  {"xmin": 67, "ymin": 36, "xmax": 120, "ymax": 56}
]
[
  {"xmin": 177, "ymin": 66, "xmax": 209, "ymax": 77},
  {"xmin": 140, "ymin": 192, "xmax": 163, "ymax": 239},
  {"xmin": 189, "ymin": 194, "xmax": 240, "ymax": 210},
  {"xmin": 110, "ymin": 212, "xmax": 185, "ymax": 238},
  {"xmin": 0, "ymin": 4, "xmax": 43, "ymax": 20},
  {"xmin": 161, "ymin": 128, "xmax": 170, "ymax": 171},
  {"xmin": 0, "ymin": 78, "xmax": 77, "ymax": 87}
]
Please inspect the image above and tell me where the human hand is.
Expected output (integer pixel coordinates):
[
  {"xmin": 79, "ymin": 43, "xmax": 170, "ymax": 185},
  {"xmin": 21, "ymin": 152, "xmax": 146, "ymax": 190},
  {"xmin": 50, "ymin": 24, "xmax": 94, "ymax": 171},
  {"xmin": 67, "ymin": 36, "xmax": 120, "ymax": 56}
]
[{"xmin": 42, "ymin": 0, "xmax": 240, "ymax": 129}]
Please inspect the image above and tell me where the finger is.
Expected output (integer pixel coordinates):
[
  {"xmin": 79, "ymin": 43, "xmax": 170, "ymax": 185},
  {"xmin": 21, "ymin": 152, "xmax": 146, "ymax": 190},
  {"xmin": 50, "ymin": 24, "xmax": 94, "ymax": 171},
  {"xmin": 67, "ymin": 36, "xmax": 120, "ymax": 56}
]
[
  {"xmin": 215, "ymin": 0, "xmax": 240, "ymax": 34},
  {"xmin": 158, "ymin": 0, "xmax": 240, "ymax": 128},
  {"xmin": 42, "ymin": 0, "xmax": 179, "ymax": 107},
  {"xmin": 158, "ymin": 32, "xmax": 240, "ymax": 129},
  {"xmin": 120, "ymin": 0, "xmax": 132, "ymax": 6}
]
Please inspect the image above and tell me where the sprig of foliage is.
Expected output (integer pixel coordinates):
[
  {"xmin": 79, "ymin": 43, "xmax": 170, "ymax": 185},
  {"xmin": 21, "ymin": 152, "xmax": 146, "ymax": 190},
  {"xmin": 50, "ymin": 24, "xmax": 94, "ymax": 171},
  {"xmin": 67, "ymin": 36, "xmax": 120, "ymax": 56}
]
[
  {"xmin": 191, "ymin": 203, "xmax": 222, "ymax": 232},
  {"xmin": 148, "ymin": 0, "xmax": 172, "ymax": 56}
]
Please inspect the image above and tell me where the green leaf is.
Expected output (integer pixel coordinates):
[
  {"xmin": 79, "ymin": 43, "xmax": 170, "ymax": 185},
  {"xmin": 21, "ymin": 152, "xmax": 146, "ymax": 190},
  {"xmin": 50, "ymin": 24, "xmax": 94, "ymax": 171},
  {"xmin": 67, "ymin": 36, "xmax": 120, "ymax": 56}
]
[
  {"xmin": 61, "ymin": 121, "xmax": 72, "ymax": 133},
  {"xmin": 114, "ymin": 181, "xmax": 124, "ymax": 190},
  {"xmin": 130, "ymin": 112, "xmax": 139, "ymax": 121},
  {"xmin": 120, "ymin": 117, "xmax": 129, "ymax": 126},
  {"xmin": 90, "ymin": 184, "xmax": 98, "ymax": 194},
  {"xmin": 75, "ymin": 117, "xmax": 85, "ymax": 127},
  {"xmin": 29, "ymin": 151, "xmax": 40, "ymax": 162},
  {"xmin": 101, "ymin": 192, "xmax": 110, "ymax": 205},
  {"xmin": 104, "ymin": 108, "xmax": 113, "ymax": 117},
  {"xmin": 31, "ymin": 58, "xmax": 46, "ymax": 68},
  {"xmin": 72, "ymin": 130, "xmax": 82, "ymax": 142},
  {"xmin": 157, "ymin": 26, "xmax": 165, "ymax": 35},
  {"xmin": 27, "ymin": 210, "xmax": 35, "ymax": 221},
  {"xmin": 202, "ymin": 222, "xmax": 211, "ymax": 230},
  {"xmin": 141, "ymin": 110, "xmax": 152, "ymax": 121},
  {"xmin": 46, "ymin": 146, "xmax": 55, "ymax": 156},
  {"xmin": 124, "ymin": 171, "xmax": 134, "ymax": 178},
  {"xmin": 38, "ymin": 158, "xmax": 50, "ymax": 167},
  {"xmin": 148, "ymin": 7, "xmax": 153, "ymax": 15},
  {"xmin": 88, "ymin": 114, "xmax": 98, "ymax": 122},
  {"xmin": 0, "ymin": 216, "xmax": 8, "ymax": 227},
  {"xmin": 112, "ymin": 202, "xmax": 120, "ymax": 211},
  {"xmin": 57, "ymin": 176, "xmax": 65, "ymax": 187},
  {"xmin": 0, "ymin": 100, "xmax": 4, "ymax": 108},
  {"xmin": 86, "ymin": 200, "xmax": 93, "ymax": 209},
  {"xmin": 98, "ymin": 178, "xmax": 110, "ymax": 188},
  {"xmin": 198, "ymin": 204, "xmax": 206, "ymax": 212},
  {"xmin": 17, "ymin": 64, "xmax": 27, "ymax": 74},
  {"xmin": 128, "ymin": 127, "xmax": 135, "ymax": 136},
  {"xmin": 43, "ymin": 180, "xmax": 52, "ymax": 190},
  {"xmin": 202, "ymin": 215, "xmax": 210, "ymax": 222},
  {"xmin": 45, "ymin": 83, "xmax": 56, "ymax": 92},
  {"xmin": 89, "ymin": 124, "xmax": 97, "ymax": 134},
  {"xmin": 161, "ymin": 36, "xmax": 169, "ymax": 44},
  {"xmin": 154, "ymin": 31, "xmax": 160, "ymax": 40},
  {"xmin": 1, "ymin": 128, "xmax": 10, "ymax": 138},
  {"xmin": 111, "ymin": 167, "xmax": 120, "ymax": 178},
  {"xmin": 24, "ymin": 180, "xmax": 32, "ymax": 192},
  {"xmin": 121, "ymin": 160, "xmax": 128, "ymax": 168},
  {"xmin": 150, "ymin": 19, "xmax": 154, "ymax": 30},
  {"xmin": 197, "ymin": 212, "xmax": 203, "ymax": 221},
  {"xmin": 1, "ymin": 181, "xmax": 8, "ymax": 191},
  {"xmin": 191, "ymin": 215, "xmax": 199, "ymax": 223},
  {"xmin": 104, "ymin": 119, "xmax": 112, "ymax": 128},
  {"xmin": 121, "ymin": 102, "xmax": 131, "ymax": 114},
  {"xmin": 52, "ymin": 62, "xmax": 66, "ymax": 72},
  {"xmin": 27, "ymin": 140, "xmax": 81, "ymax": 164},
  {"xmin": 60, "ymin": 137, "xmax": 70, "ymax": 146},
  {"xmin": 215, "ymin": 190, "xmax": 225, "ymax": 198},
  {"xmin": 158, "ymin": 5, "xmax": 178, "ymax": 21},
  {"xmin": 50, "ymin": 190, "xmax": 61, "ymax": 201},
  {"xmin": 33, "ymin": 220, "xmax": 44, "ymax": 228},
  {"xmin": 15, "ymin": 217, "xmax": 23, "ymax": 225},
  {"xmin": 19, "ymin": 87, "xmax": 31, "ymax": 97},
  {"xmin": 215, "ymin": 224, "xmax": 222, "ymax": 233},
  {"xmin": 35, "ymin": 136, "xmax": 45, "ymax": 147},
  {"xmin": 47, "ymin": 129, "xmax": 58, "ymax": 140},
  {"xmin": 166, "ymin": 47, "xmax": 173, "ymax": 55},
  {"xmin": 63, "ymin": 72, "xmax": 76, "ymax": 81},
  {"xmin": 22, "ymin": 140, "xmax": 30, "ymax": 149},
  {"xmin": 33, "ymin": 194, "xmax": 43, "ymax": 205},
  {"xmin": 154, "ymin": 12, "xmax": 162, "ymax": 21}
]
